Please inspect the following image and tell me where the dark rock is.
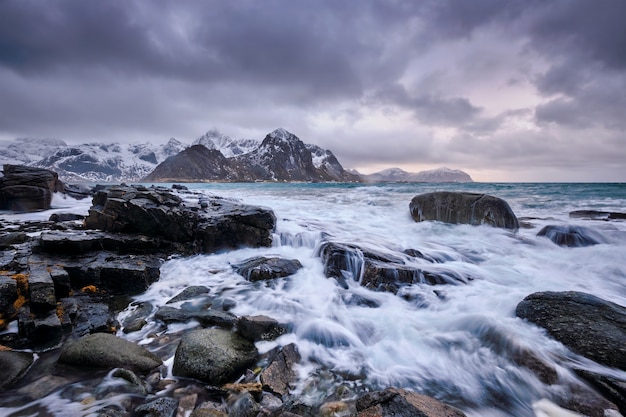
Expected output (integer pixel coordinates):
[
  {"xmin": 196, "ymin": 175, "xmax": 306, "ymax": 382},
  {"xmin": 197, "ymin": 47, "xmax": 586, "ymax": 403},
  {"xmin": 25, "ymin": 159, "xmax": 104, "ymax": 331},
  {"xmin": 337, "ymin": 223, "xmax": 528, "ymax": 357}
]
[
  {"xmin": 122, "ymin": 302, "xmax": 154, "ymax": 334},
  {"xmin": 536, "ymin": 225, "xmax": 606, "ymax": 247},
  {"xmin": 27, "ymin": 257, "xmax": 57, "ymax": 313},
  {"xmin": 409, "ymin": 191, "xmax": 519, "ymax": 230},
  {"xmin": 59, "ymin": 332, "xmax": 163, "ymax": 373},
  {"xmin": 0, "ymin": 350, "xmax": 34, "ymax": 392},
  {"xmin": 516, "ymin": 291, "xmax": 626, "ymax": 370},
  {"xmin": 59, "ymin": 294, "xmax": 119, "ymax": 337},
  {"xmin": 60, "ymin": 252, "xmax": 161, "ymax": 295},
  {"xmin": 172, "ymin": 328, "xmax": 258, "ymax": 385},
  {"xmin": 0, "ymin": 275, "xmax": 18, "ymax": 322},
  {"xmin": 49, "ymin": 265, "xmax": 71, "ymax": 298},
  {"xmin": 0, "ymin": 165, "xmax": 64, "ymax": 212},
  {"xmin": 155, "ymin": 306, "xmax": 236, "ymax": 328},
  {"xmin": 229, "ymin": 392, "xmax": 260, "ymax": 417},
  {"xmin": 569, "ymin": 210, "xmax": 626, "ymax": 220},
  {"xmin": 234, "ymin": 257, "xmax": 303, "ymax": 281},
  {"xmin": 260, "ymin": 344, "xmax": 301, "ymax": 397},
  {"xmin": 574, "ymin": 369, "xmax": 626, "ymax": 416},
  {"xmin": 237, "ymin": 315, "xmax": 287, "ymax": 341},
  {"xmin": 555, "ymin": 383, "xmax": 622, "ymax": 417},
  {"xmin": 17, "ymin": 305, "xmax": 63, "ymax": 349},
  {"xmin": 84, "ymin": 185, "xmax": 275, "ymax": 254},
  {"xmin": 166, "ymin": 286, "xmax": 211, "ymax": 304},
  {"xmin": 355, "ymin": 388, "xmax": 466, "ymax": 417},
  {"xmin": 135, "ymin": 397, "xmax": 179, "ymax": 417},
  {"xmin": 510, "ymin": 349, "xmax": 558, "ymax": 385},
  {"xmin": 319, "ymin": 241, "xmax": 467, "ymax": 293},
  {"xmin": 62, "ymin": 183, "xmax": 93, "ymax": 200},
  {"xmin": 0, "ymin": 232, "xmax": 29, "ymax": 249},
  {"xmin": 49, "ymin": 212, "xmax": 85, "ymax": 222}
]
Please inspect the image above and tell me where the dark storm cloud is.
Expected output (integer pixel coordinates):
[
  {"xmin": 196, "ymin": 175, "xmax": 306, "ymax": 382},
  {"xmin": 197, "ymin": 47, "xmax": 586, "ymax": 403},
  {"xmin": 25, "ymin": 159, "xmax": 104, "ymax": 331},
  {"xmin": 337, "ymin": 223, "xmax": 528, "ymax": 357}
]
[{"xmin": 0, "ymin": 0, "xmax": 624, "ymax": 180}]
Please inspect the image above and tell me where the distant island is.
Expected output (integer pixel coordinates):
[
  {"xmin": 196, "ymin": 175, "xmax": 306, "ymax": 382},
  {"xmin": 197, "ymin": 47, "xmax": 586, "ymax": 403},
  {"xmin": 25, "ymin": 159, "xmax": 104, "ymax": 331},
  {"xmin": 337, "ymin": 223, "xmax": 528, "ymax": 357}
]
[
  {"xmin": 359, "ymin": 167, "xmax": 473, "ymax": 183},
  {"xmin": 0, "ymin": 128, "xmax": 472, "ymax": 183}
]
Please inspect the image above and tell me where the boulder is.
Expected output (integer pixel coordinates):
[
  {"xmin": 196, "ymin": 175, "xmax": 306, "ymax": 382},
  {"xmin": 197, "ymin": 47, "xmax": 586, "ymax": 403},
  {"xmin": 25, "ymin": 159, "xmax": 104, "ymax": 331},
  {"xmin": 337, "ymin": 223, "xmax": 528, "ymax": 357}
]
[
  {"xmin": 59, "ymin": 332, "xmax": 163, "ymax": 373},
  {"xmin": 260, "ymin": 343, "xmax": 301, "ymax": 397},
  {"xmin": 173, "ymin": 328, "xmax": 258, "ymax": 385},
  {"xmin": 409, "ymin": 192, "xmax": 519, "ymax": 230},
  {"xmin": 516, "ymin": 291, "xmax": 626, "ymax": 370},
  {"xmin": 155, "ymin": 306, "xmax": 236, "ymax": 328},
  {"xmin": 0, "ymin": 165, "xmax": 64, "ymax": 212},
  {"xmin": 319, "ymin": 241, "xmax": 468, "ymax": 292},
  {"xmin": 574, "ymin": 369, "xmax": 626, "ymax": 416},
  {"xmin": 84, "ymin": 185, "xmax": 275, "ymax": 254},
  {"xmin": 355, "ymin": 388, "xmax": 466, "ymax": 417},
  {"xmin": 166, "ymin": 286, "xmax": 211, "ymax": 304},
  {"xmin": 536, "ymin": 225, "xmax": 606, "ymax": 247},
  {"xmin": 0, "ymin": 350, "xmax": 34, "ymax": 392},
  {"xmin": 237, "ymin": 315, "xmax": 287, "ymax": 341},
  {"xmin": 135, "ymin": 397, "xmax": 179, "ymax": 417},
  {"xmin": 234, "ymin": 257, "xmax": 303, "ymax": 282}
]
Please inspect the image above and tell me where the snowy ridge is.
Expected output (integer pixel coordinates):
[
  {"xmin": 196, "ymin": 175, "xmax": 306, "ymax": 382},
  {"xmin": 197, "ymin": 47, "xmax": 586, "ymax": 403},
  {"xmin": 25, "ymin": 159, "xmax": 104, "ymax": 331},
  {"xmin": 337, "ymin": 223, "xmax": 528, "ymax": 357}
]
[
  {"xmin": 193, "ymin": 129, "xmax": 259, "ymax": 158},
  {"xmin": 364, "ymin": 166, "xmax": 473, "ymax": 182}
]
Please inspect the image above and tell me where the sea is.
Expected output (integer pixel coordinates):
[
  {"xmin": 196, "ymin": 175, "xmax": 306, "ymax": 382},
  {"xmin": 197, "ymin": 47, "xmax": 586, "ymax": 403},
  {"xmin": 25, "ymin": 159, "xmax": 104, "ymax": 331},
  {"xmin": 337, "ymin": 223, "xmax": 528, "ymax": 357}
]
[{"xmin": 1, "ymin": 182, "xmax": 625, "ymax": 417}]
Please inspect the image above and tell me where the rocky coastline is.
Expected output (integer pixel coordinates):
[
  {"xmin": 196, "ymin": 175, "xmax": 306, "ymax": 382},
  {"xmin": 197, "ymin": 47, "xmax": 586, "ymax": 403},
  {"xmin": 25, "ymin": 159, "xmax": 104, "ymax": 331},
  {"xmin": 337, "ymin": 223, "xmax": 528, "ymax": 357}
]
[{"xmin": 0, "ymin": 165, "xmax": 625, "ymax": 417}]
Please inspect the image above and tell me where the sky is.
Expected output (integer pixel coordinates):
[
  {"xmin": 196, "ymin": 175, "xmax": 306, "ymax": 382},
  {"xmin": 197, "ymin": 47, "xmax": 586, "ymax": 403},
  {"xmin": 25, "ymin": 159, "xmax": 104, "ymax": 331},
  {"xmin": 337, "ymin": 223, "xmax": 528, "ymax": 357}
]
[{"xmin": 0, "ymin": 1, "xmax": 625, "ymax": 182}]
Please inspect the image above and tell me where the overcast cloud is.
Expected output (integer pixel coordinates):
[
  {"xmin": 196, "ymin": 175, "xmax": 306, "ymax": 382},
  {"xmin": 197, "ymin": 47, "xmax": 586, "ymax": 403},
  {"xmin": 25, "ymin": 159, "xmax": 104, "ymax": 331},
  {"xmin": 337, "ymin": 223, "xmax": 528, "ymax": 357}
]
[{"xmin": 0, "ymin": 0, "xmax": 624, "ymax": 181}]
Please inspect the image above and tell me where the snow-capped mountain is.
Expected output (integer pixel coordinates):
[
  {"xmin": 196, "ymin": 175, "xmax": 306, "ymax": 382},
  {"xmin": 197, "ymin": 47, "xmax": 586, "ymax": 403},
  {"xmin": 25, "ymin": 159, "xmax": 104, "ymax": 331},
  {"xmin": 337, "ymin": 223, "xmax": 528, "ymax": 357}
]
[
  {"xmin": 0, "ymin": 137, "xmax": 186, "ymax": 182},
  {"xmin": 144, "ymin": 128, "xmax": 359, "ymax": 182},
  {"xmin": 0, "ymin": 138, "xmax": 68, "ymax": 167},
  {"xmin": 193, "ymin": 129, "xmax": 259, "ymax": 158},
  {"xmin": 0, "ymin": 128, "xmax": 357, "ymax": 183},
  {"xmin": 363, "ymin": 167, "xmax": 473, "ymax": 182}
]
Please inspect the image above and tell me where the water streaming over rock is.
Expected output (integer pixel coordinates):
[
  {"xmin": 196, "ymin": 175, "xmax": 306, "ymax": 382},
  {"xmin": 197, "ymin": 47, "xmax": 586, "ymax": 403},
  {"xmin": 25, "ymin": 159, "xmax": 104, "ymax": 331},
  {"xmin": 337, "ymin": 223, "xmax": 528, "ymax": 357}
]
[{"xmin": 1, "ymin": 182, "xmax": 625, "ymax": 416}]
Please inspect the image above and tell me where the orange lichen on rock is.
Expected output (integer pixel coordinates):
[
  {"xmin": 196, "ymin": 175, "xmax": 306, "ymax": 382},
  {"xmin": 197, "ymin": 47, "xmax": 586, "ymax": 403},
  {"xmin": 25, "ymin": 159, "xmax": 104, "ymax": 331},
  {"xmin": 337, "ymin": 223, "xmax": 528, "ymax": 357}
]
[
  {"xmin": 81, "ymin": 285, "xmax": 99, "ymax": 294},
  {"xmin": 0, "ymin": 344, "xmax": 11, "ymax": 351}
]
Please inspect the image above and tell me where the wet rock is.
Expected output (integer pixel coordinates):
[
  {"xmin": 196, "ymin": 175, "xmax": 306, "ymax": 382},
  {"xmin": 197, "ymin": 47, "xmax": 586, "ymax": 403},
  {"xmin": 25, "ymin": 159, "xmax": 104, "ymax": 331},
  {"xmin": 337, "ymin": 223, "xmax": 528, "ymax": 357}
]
[
  {"xmin": 0, "ymin": 232, "xmax": 29, "ymax": 249},
  {"xmin": 84, "ymin": 185, "xmax": 276, "ymax": 254},
  {"xmin": 516, "ymin": 291, "xmax": 626, "ymax": 370},
  {"xmin": 59, "ymin": 294, "xmax": 119, "ymax": 337},
  {"xmin": 27, "ymin": 257, "xmax": 57, "ymax": 313},
  {"xmin": 38, "ymin": 230, "xmax": 181, "ymax": 256},
  {"xmin": 49, "ymin": 212, "xmax": 85, "ymax": 222},
  {"xmin": 173, "ymin": 328, "xmax": 258, "ymax": 385},
  {"xmin": 0, "ymin": 350, "xmax": 34, "ymax": 392},
  {"xmin": 556, "ymin": 383, "xmax": 622, "ymax": 417},
  {"xmin": 59, "ymin": 332, "xmax": 163, "ymax": 373},
  {"xmin": 190, "ymin": 408, "xmax": 227, "ymax": 417},
  {"xmin": 166, "ymin": 286, "xmax": 211, "ymax": 304},
  {"xmin": 319, "ymin": 241, "xmax": 467, "ymax": 293},
  {"xmin": 0, "ymin": 275, "xmax": 18, "ymax": 321},
  {"xmin": 17, "ymin": 305, "xmax": 63, "ymax": 349},
  {"xmin": 229, "ymin": 392, "xmax": 260, "ymax": 417},
  {"xmin": 570, "ymin": 210, "xmax": 626, "ymax": 220},
  {"xmin": 237, "ymin": 315, "xmax": 287, "ymax": 341},
  {"xmin": 510, "ymin": 348, "xmax": 558, "ymax": 385},
  {"xmin": 234, "ymin": 257, "xmax": 303, "ymax": 281},
  {"xmin": 135, "ymin": 397, "xmax": 179, "ymax": 417},
  {"xmin": 574, "ymin": 369, "xmax": 626, "ymax": 416},
  {"xmin": 155, "ymin": 306, "xmax": 236, "ymax": 328},
  {"xmin": 61, "ymin": 252, "xmax": 161, "ymax": 295},
  {"xmin": 260, "ymin": 343, "xmax": 301, "ymax": 397},
  {"xmin": 355, "ymin": 388, "xmax": 467, "ymax": 417},
  {"xmin": 111, "ymin": 368, "xmax": 148, "ymax": 396},
  {"xmin": 319, "ymin": 401, "xmax": 351, "ymax": 417},
  {"xmin": 0, "ymin": 165, "xmax": 64, "ymax": 212},
  {"xmin": 122, "ymin": 301, "xmax": 154, "ymax": 334},
  {"xmin": 536, "ymin": 225, "xmax": 606, "ymax": 247},
  {"xmin": 409, "ymin": 191, "xmax": 519, "ymax": 230}
]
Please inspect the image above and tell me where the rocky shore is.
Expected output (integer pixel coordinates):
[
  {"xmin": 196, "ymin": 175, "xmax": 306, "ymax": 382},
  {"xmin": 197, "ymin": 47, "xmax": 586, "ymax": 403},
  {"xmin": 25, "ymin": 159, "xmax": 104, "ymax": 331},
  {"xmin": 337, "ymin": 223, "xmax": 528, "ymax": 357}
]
[{"xmin": 0, "ymin": 165, "xmax": 625, "ymax": 417}]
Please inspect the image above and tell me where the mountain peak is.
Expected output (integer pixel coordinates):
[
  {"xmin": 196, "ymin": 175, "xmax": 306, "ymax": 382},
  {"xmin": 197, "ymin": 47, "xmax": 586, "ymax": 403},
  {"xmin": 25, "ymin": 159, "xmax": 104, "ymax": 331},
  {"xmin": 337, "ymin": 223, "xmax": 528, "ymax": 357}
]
[{"xmin": 268, "ymin": 128, "xmax": 294, "ymax": 142}]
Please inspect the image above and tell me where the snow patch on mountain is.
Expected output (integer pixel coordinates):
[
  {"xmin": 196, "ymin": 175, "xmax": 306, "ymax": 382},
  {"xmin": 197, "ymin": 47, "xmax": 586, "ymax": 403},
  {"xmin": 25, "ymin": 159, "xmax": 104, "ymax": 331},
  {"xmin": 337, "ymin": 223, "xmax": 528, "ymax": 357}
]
[{"xmin": 193, "ymin": 129, "xmax": 259, "ymax": 158}]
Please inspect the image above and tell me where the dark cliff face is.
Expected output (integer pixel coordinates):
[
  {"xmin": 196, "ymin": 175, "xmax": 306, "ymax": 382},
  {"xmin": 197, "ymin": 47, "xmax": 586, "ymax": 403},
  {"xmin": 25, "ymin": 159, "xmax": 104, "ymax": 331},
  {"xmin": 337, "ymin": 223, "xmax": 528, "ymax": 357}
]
[
  {"xmin": 142, "ymin": 145, "xmax": 248, "ymax": 182},
  {"xmin": 143, "ymin": 129, "xmax": 359, "ymax": 183}
]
